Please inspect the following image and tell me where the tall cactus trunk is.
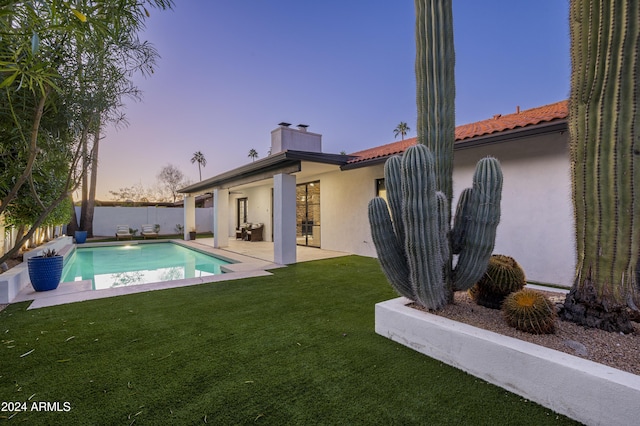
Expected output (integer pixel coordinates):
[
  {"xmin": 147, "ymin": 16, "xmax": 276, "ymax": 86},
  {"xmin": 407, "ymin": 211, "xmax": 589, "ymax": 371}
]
[
  {"xmin": 368, "ymin": 0, "xmax": 503, "ymax": 310},
  {"xmin": 415, "ymin": 0, "xmax": 455, "ymax": 206},
  {"xmin": 562, "ymin": 0, "xmax": 640, "ymax": 333}
]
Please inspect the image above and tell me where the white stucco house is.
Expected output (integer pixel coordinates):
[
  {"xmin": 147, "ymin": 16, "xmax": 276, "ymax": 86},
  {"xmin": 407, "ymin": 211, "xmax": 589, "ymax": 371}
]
[{"xmin": 180, "ymin": 100, "xmax": 574, "ymax": 286}]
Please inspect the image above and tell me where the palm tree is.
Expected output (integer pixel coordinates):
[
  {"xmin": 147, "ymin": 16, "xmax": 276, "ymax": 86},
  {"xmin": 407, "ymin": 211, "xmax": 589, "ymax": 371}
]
[
  {"xmin": 248, "ymin": 149, "xmax": 259, "ymax": 162},
  {"xmin": 393, "ymin": 122, "xmax": 410, "ymax": 140},
  {"xmin": 191, "ymin": 151, "xmax": 207, "ymax": 181}
]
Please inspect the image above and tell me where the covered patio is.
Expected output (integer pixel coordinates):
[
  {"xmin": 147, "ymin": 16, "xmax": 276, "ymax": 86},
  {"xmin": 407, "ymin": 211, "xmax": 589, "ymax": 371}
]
[{"xmin": 180, "ymin": 146, "xmax": 351, "ymax": 266}]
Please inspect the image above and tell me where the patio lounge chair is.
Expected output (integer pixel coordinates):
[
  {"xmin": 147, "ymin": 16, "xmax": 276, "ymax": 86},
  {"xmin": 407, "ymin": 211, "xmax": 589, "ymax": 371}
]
[
  {"xmin": 115, "ymin": 225, "xmax": 133, "ymax": 240},
  {"xmin": 141, "ymin": 224, "xmax": 159, "ymax": 239},
  {"xmin": 246, "ymin": 223, "xmax": 264, "ymax": 242}
]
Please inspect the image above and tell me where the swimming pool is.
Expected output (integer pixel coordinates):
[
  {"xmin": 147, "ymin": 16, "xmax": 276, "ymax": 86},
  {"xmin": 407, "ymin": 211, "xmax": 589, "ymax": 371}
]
[{"xmin": 61, "ymin": 243, "xmax": 231, "ymax": 290}]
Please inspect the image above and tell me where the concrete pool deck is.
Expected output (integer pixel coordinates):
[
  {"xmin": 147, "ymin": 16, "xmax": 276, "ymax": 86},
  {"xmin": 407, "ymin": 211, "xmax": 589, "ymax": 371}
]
[{"xmin": 10, "ymin": 239, "xmax": 349, "ymax": 309}]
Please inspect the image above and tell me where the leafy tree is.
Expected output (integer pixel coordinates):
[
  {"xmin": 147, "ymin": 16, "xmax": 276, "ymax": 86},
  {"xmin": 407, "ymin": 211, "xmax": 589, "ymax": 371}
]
[
  {"xmin": 248, "ymin": 148, "xmax": 259, "ymax": 161},
  {"xmin": 108, "ymin": 183, "xmax": 153, "ymax": 205},
  {"xmin": 157, "ymin": 164, "xmax": 189, "ymax": 203},
  {"xmin": 0, "ymin": 0, "xmax": 174, "ymax": 263},
  {"xmin": 393, "ymin": 122, "xmax": 410, "ymax": 140},
  {"xmin": 2, "ymin": 121, "xmax": 75, "ymax": 247},
  {"xmin": 191, "ymin": 151, "xmax": 207, "ymax": 180},
  {"xmin": 562, "ymin": 0, "xmax": 640, "ymax": 332},
  {"xmin": 68, "ymin": 0, "xmax": 173, "ymax": 237}
]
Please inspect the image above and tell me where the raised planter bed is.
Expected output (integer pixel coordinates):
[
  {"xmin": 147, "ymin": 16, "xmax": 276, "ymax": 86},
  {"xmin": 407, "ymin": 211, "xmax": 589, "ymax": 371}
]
[{"xmin": 375, "ymin": 297, "xmax": 640, "ymax": 426}]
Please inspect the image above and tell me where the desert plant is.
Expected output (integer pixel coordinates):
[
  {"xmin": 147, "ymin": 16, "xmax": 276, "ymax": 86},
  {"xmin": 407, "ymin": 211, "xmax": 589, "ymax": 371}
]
[
  {"xmin": 502, "ymin": 288, "xmax": 557, "ymax": 334},
  {"xmin": 562, "ymin": 0, "xmax": 640, "ymax": 333},
  {"xmin": 42, "ymin": 249, "xmax": 58, "ymax": 258},
  {"xmin": 469, "ymin": 255, "xmax": 526, "ymax": 309},
  {"xmin": 175, "ymin": 224, "xmax": 184, "ymax": 234},
  {"xmin": 367, "ymin": 0, "xmax": 503, "ymax": 310}
]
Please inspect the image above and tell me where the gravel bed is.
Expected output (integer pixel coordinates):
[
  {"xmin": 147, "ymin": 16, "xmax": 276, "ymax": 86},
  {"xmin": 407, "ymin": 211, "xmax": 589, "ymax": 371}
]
[{"xmin": 418, "ymin": 291, "xmax": 640, "ymax": 376}]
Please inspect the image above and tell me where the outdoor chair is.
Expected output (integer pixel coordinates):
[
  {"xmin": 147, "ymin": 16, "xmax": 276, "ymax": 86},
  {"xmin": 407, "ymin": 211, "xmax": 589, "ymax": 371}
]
[
  {"xmin": 236, "ymin": 223, "xmax": 250, "ymax": 240},
  {"xmin": 246, "ymin": 223, "xmax": 264, "ymax": 242},
  {"xmin": 115, "ymin": 225, "xmax": 133, "ymax": 240},
  {"xmin": 141, "ymin": 224, "xmax": 159, "ymax": 239}
]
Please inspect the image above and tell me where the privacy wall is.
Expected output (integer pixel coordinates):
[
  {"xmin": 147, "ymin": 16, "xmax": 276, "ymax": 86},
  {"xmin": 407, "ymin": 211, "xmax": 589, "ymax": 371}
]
[{"xmin": 77, "ymin": 206, "xmax": 213, "ymax": 237}]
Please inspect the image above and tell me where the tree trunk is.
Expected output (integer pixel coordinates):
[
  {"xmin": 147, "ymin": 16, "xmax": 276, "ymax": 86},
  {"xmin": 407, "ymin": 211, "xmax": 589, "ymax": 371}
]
[
  {"xmin": 79, "ymin": 124, "xmax": 90, "ymax": 232},
  {"xmin": 67, "ymin": 193, "xmax": 79, "ymax": 236},
  {"xmin": 85, "ymin": 124, "xmax": 101, "ymax": 238},
  {"xmin": 562, "ymin": 0, "xmax": 640, "ymax": 332},
  {"xmin": 0, "ymin": 191, "xmax": 72, "ymax": 265},
  {"xmin": 0, "ymin": 89, "xmax": 49, "ymax": 218}
]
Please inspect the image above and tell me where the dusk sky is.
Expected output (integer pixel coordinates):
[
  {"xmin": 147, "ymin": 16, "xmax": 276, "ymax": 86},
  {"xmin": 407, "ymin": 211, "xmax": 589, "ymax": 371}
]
[{"xmin": 98, "ymin": 0, "xmax": 570, "ymax": 200}]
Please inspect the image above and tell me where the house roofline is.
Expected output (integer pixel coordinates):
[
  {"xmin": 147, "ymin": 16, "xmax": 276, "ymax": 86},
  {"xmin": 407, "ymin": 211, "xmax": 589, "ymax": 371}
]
[{"xmin": 340, "ymin": 118, "xmax": 568, "ymax": 171}]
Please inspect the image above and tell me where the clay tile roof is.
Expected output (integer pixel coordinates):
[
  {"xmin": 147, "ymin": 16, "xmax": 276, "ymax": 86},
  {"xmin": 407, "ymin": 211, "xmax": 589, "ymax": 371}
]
[{"xmin": 347, "ymin": 100, "xmax": 568, "ymax": 165}]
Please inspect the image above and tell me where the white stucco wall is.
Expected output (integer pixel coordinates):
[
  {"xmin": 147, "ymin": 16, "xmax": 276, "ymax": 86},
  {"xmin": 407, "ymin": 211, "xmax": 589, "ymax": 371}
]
[
  {"xmin": 452, "ymin": 132, "xmax": 575, "ymax": 286},
  {"xmin": 319, "ymin": 131, "xmax": 575, "ymax": 287},
  {"xmin": 320, "ymin": 165, "xmax": 384, "ymax": 257},
  {"xmin": 228, "ymin": 184, "xmax": 273, "ymax": 240},
  {"xmin": 80, "ymin": 206, "xmax": 213, "ymax": 237}
]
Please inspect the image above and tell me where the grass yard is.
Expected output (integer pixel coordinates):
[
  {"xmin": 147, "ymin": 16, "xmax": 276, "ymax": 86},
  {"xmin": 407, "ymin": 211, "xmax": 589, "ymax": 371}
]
[{"xmin": 0, "ymin": 256, "xmax": 578, "ymax": 425}]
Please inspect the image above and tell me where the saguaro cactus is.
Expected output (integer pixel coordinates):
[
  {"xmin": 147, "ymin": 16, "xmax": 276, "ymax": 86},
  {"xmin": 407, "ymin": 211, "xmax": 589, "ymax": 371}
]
[
  {"xmin": 368, "ymin": 0, "xmax": 503, "ymax": 310},
  {"xmin": 562, "ymin": 0, "xmax": 640, "ymax": 332}
]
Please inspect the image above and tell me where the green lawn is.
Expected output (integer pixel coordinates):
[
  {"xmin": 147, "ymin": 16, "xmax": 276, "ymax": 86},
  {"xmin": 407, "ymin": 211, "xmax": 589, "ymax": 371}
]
[{"xmin": 0, "ymin": 256, "xmax": 578, "ymax": 425}]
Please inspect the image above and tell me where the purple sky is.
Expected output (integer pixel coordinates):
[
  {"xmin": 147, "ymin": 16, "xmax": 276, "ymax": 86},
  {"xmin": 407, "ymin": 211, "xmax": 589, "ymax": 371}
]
[{"xmin": 97, "ymin": 0, "xmax": 569, "ymax": 200}]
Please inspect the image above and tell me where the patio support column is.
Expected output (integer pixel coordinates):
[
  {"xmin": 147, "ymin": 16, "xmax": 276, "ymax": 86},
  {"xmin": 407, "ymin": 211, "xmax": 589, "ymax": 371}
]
[
  {"xmin": 183, "ymin": 195, "xmax": 196, "ymax": 240},
  {"xmin": 274, "ymin": 173, "xmax": 296, "ymax": 265},
  {"xmin": 213, "ymin": 188, "xmax": 229, "ymax": 248}
]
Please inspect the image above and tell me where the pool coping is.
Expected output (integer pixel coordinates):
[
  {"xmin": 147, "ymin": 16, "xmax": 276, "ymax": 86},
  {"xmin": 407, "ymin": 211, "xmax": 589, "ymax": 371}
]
[{"xmin": 10, "ymin": 239, "xmax": 282, "ymax": 309}]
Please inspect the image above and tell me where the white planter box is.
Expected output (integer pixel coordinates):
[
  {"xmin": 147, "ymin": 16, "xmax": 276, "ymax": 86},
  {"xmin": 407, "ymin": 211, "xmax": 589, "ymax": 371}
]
[{"xmin": 375, "ymin": 297, "xmax": 640, "ymax": 426}]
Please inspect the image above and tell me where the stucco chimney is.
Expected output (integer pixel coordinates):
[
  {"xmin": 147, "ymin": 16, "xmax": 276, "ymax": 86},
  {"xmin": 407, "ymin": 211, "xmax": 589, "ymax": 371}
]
[{"xmin": 270, "ymin": 123, "xmax": 322, "ymax": 155}]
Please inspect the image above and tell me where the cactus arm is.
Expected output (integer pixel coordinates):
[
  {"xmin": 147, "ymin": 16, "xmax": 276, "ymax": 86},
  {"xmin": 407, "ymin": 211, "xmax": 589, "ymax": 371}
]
[
  {"xmin": 384, "ymin": 155, "xmax": 405, "ymax": 246},
  {"xmin": 368, "ymin": 197, "xmax": 414, "ymax": 300},
  {"xmin": 453, "ymin": 157, "xmax": 503, "ymax": 291},
  {"xmin": 450, "ymin": 187, "xmax": 473, "ymax": 254},
  {"xmin": 435, "ymin": 191, "xmax": 450, "ymax": 271},
  {"xmin": 401, "ymin": 145, "xmax": 447, "ymax": 309}
]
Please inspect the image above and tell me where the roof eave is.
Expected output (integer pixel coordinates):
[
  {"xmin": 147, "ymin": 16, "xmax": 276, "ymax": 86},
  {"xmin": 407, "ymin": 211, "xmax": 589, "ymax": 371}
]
[
  {"xmin": 341, "ymin": 119, "xmax": 568, "ymax": 171},
  {"xmin": 179, "ymin": 150, "xmax": 352, "ymax": 194}
]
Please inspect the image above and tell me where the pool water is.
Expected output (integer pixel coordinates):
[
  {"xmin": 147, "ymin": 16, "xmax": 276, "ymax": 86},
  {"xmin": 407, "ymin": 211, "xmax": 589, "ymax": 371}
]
[{"xmin": 61, "ymin": 243, "xmax": 230, "ymax": 290}]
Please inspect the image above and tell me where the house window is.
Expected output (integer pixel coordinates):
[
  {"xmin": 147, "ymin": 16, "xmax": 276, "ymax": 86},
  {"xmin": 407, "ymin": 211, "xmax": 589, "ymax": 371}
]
[
  {"xmin": 376, "ymin": 178, "xmax": 387, "ymax": 201},
  {"xmin": 237, "ymin": 198, "xmax": 248, "ymax": 228}
]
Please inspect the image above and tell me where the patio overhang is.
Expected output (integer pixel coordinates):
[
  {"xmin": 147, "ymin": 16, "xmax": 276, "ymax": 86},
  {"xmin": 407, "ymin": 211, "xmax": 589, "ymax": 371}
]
[{"xmin": 180, "ymin": 150, "xmax": 352, "ymax": 194}]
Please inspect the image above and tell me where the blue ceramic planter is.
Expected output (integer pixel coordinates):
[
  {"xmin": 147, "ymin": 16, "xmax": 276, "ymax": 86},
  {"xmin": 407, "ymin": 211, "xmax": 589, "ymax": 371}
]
[
  {"xmin": 75, "ymin": 231, "xmax": 87, "ymax": 244},
  {"xmin": 27, "ymin": 255, "xmax": 63, "ymax": 292}
]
